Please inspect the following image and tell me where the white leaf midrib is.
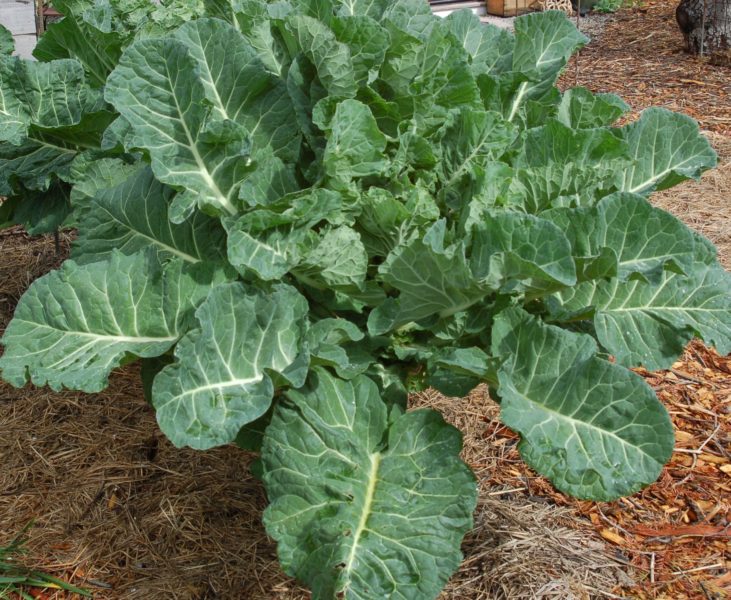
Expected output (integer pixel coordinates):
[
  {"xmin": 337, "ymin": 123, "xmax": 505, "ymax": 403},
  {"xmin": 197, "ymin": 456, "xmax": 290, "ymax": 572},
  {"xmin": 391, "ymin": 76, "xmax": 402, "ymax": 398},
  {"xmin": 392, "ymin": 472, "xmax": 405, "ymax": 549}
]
[
  {"xmin": 343, "ymin": 451, "xmax": 382, "ymax": 585},
  {"xmin": 510, "ymin": 382, "xmax": 661, "ymax": 465},
  {"xmin": 15, "ymin": 319, "xmax": 178, "ymax": 344},
  {"xmin": 93, "ymin": 203, "xmax": 201, "ymax": 263}
]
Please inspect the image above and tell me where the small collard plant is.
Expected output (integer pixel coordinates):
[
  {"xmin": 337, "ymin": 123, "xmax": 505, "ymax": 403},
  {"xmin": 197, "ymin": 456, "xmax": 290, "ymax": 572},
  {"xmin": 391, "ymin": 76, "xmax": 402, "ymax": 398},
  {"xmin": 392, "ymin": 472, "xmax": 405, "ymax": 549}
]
[{"xmin": 0, "ymin": 1, "xmax": 728, "ymax": 597}]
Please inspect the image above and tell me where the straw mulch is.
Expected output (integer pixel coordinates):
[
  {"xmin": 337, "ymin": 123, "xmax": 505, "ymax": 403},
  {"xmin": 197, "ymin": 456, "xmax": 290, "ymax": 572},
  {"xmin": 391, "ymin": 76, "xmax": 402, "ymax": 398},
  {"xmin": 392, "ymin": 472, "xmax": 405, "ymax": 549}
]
[
  {"xmin": 1, "ymin": 3, "xmax": 730, "ymax": 598},
  {"xmin": 0, "ymin": 230, "xmax": 636, "ymax": 600}
]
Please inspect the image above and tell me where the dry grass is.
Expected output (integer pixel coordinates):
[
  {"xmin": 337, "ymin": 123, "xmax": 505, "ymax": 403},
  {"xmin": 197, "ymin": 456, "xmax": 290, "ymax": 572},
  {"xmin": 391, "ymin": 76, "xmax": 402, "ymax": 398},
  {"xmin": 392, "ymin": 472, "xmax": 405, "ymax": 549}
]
[
  {"xmin": 0, "ymin": 227, "xmax": 71, "ymax": 330},
  {"xmin": 0, "ymin": 366, "xmax": 634, "ymax": 600},
  {"xmin": 0, "ymin": 368, "xmax": 275, "ymax": 599},
  {"xmin": 0, "ymin": 227, "xmax": 635, "ymax": 599}
]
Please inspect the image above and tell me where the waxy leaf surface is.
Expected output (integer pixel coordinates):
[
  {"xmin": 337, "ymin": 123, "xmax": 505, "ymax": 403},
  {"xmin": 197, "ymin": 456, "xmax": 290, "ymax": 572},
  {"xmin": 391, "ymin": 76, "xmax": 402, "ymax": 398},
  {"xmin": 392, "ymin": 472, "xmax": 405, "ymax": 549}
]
[
  {"xmin": 0, "ymin": 251, "xmax": 207, "ymax": 392},
  {"xmin": 263, "ymin": 369, "xmax": 477, "ymax": 600},
  {"xmin": 492, "ymin": 308, "xmax": 674, "ymax": 500},
  {"xmin": 153, "ymin": 283, "xmax": 308, "ymax": 449},
  {"xmin": 551, "ymin": 262, "xmax": 731, "ymax": 369},
  {"xmin": 73, "ymin": 165, "xmax": 228, "ymax": 264}
]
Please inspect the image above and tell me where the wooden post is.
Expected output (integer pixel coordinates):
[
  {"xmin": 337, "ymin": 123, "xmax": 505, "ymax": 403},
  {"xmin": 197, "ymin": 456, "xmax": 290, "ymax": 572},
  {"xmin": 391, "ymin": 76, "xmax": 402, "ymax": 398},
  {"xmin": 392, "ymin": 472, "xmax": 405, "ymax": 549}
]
[{"xmin": 35, "ymin": 0, "xmax": 44, "ymax": 37}]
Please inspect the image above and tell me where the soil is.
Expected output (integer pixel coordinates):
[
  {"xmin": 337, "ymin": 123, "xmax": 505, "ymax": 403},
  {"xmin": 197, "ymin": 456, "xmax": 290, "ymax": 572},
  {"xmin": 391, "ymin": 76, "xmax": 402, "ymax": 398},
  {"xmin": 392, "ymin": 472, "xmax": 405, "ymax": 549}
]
[{"xmin": 0, "ymin": 1, "xmax": 729, "ymax": 599}]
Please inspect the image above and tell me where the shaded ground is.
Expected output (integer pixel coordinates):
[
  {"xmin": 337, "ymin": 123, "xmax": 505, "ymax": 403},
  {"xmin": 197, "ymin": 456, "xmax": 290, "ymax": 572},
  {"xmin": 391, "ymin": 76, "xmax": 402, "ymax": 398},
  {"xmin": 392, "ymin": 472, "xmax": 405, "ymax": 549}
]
[{"xmin": 1, "ymin": 2, "xmax": 730, "ymax": 598}]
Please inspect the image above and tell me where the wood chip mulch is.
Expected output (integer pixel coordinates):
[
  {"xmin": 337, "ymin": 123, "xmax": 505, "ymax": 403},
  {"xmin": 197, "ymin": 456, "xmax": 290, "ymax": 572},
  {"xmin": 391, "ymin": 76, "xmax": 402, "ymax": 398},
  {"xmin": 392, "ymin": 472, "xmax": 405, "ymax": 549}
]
[
  {"xmin": 550, "ymin": 4, "xmax": 731, "ymax": 596},
  {"xmin": 563, "ymin": 0, "xmax": 731, "ymax": 137},
  {"xmin": 467, "ymin": 342, "xmax": 731, "ymax": 600}
]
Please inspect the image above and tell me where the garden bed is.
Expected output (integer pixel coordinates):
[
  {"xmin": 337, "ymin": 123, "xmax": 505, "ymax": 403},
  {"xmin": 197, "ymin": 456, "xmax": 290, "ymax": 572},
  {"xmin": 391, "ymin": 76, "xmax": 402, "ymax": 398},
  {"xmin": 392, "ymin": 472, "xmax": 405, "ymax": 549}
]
[{"xmin": 1, "ymin": 1, "xmax": 729, "ymax": 598}]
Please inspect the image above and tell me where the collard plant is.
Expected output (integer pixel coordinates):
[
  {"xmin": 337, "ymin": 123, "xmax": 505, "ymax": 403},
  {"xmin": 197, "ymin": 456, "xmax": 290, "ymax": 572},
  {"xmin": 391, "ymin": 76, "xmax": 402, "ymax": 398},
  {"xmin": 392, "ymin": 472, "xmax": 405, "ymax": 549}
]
[{"xmin": 1, "ymin": 0, "xmax": 729, "ymax": 597}]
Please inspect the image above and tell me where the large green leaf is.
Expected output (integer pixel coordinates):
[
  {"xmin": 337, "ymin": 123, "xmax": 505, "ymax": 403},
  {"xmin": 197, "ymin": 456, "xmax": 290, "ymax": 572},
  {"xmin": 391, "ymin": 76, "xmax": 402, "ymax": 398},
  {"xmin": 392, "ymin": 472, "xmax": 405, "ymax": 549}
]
[
  {"xmin": 5, "ymin": 182, "xmax": 71, "ymax": 235},
  {"xmin": 356, "ymin": 185, "xmax": 439, "ymax": 257},
  {"xmin": 368, "ymin": 221, "xmax": 486, "ymax": 334},
  {"xmin": 68, "ymin": 156, "xmax": 140, "ymax": 204},
  {"xmin": 226, "ymin": 219, "xmax": 312, "ymax": 280},
  {"xmin": 0, "ymin": 100, "xmax": 113, "ymax": 202},
  {"xmin": 503, "ymin": 163, "xmax": 616, "ymax": 214},
  {"xmin": 506, "ymin": 11, "xmax": 587, "ymax": 121},
  {"xmin": 0, "ymin": 250, "xmax": 211, "ymax": 392},
  {"xmin": 379, "ymin": 21, "xmax": 480, "ymax": 131},
  {"xmin": 293, "ymin": 226, "xmax": 369, "ymax": 290},
  {"xmin": 0, "ymin": 57, "xmax": 105, "ymax": 145},
  {"xmin": 410, "ymin": 27, "xmax": 481, "ymax": 127},
  {"xmin": 443, "ymin": 10, "xmax": 513, "ymax": 76},
  {"xmin": 378, "ymin": 26, "xmax": 424, "ymax": 102},
  {"xmin": 381, "ymin": 0, "xmax": 436, "ymax": 38},
  {"xmin": 105, "ymin": 37, "xmax": 247, "ymax": 219},
  {"xmin": 226, "ymin": 218, "xmax": 310, "ymax": 280},
  {"xmin": 556, "ymin": 87, "xmax": 628, "ymax": 129},
  {"xmin": 72, "ymin": 165, "xmax": 228, "ymax": 264},
  {"xmin": 286, "ymin": 15, "xmax": 357, "ymax": 99},
  {"xmin": 224, "ymin": 188, "xmax": 344, "ymax": 280},
  {"xmin": 172, "ymin": 18, "xmax": 299, "ymax": 160},
  {"xmin": 238, "ymin": 149, "xmax": 300, "ymax": 208},
  {"xmin": 543, "ymin": 193, "xmax": 697, "ymax": 283},
  {"xmin": 287, "ymin": 53, "xmax": 329, "ymax": 159},
  {"xmin": 331, "ymin": 15, "xmax": 389, "ymax": 86},
  {"xmin": 617, "ymin": 108, "xmax": 717, "ymax": 194},
  {"xmin": 469, "ymin": 211, "xmax": 576, "ymax": 293},
  {"xmin": 231, "ymin": 0, "xmax": 290, "ymax": 77},
  {"xmin": 334, "ymin": 0, "xmax": 390, "ymax": 19},
  {"xmin": 263, "ymin": 368, "xmax": 477, "ymax": 600},
  {"xmin": 492, "ymin": 308, "xmax": 674, "ymax": 500},
  {"xmin": 0, "ymin": 61, "xmax": 27, "ymax": 146},
  {"xmin": 33, "ymin": 0, "xmax": 125, "ymax": 87},
  {"xmin": 0, "ymin": 139, "xmax": 77, "ymax": 196},
  {"xmin": 306, "ymin": 318, "xmax": 371, "ymax": 379},
  {"xmin": 323, "ymin": 99, "xmax": 388, "ymax": 182},
  {"xmin": 551, "ymin": 261, "xmax": 731, "ymax": 370},
  {"xmin": 81, "ymin": 0, "xmax": 155, "ymax": 34},
  {"xmin": 105, "ymin": 18, "xmax": 297, "ymax": 220},
  {"xmin": 152, "ymin": 282, "xmax": 309, "ymax": 449},
  {"xmin": 204, "ymin": 0, "xmax": 246, "ymax": 25},
  {"xmin": 426, "ymin": 346, "xmax": 498, "ymax": 397},
  {"xmin": 0, "ymin": 24, "xmax": 14, "ymax": 56},
  {"xmin": 437, "ymin": 108, "xmax": 515, "ymax": 205},
  {"xmin": 516, "ymin": 120, "xmax": 627, "ymax": 169}
]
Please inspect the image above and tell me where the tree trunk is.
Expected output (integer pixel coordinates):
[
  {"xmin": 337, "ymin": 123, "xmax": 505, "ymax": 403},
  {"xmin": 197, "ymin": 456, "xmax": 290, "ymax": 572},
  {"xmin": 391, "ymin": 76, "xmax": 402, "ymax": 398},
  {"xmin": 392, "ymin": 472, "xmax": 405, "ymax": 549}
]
[{"xmin": 676, "ymin": 0, "xmax": 731, "ymax": 63}]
